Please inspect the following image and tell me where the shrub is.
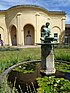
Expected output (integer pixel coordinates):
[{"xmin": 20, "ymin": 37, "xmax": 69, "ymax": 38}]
[{"xmin": 37, "ymin": 76, "xmax": 70, "ymax": 93}]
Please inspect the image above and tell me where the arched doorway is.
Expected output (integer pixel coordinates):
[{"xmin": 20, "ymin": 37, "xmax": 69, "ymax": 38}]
[
  {"xmin": 24, "ymin": 24, "xmax": 35, "ymax": 45},
  {"xmin": 10, "ymin": 25, "xmax": 17, "ymax": 46}
]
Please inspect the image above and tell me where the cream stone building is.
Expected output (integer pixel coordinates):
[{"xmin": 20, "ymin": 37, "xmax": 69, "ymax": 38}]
[{"xmin": 0, "ymin": 5, "xmax": 66, "ymax": 46}]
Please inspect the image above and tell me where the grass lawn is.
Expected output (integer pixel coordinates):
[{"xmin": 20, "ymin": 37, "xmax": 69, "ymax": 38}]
[
  {"xmin": 0, "ymin": 47, "xmax": 70, "ymax": 74},
  {"xmin": 54, "ymin": 48, "xmax": 70, "ymax": 61},
  {"xmin": 0, "ymin": 47, "xmax": 41, "ymax": 74}
]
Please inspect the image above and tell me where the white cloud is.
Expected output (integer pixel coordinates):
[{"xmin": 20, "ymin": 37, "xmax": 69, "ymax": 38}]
[
  {"xmin": 0, "ymin": 0, "xmax": 70, "ymax": 10},
  {"xmin": 2, "ymin": 0, "xmax": 34, "ymax": 3},
  {"xmin": 2, "ymin": 0, "xmax": 17, "ymax": 3},
  {"xmin": 0, "ymin": 5, "xmax": 8, "ymax": 10}
]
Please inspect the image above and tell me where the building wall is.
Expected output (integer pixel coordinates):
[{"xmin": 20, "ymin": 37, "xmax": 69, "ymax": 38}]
[
  {"xmin": 65, "ymin": 24, "xmax": 70, "ymax": 44},
  {"xmin": 0, "ymin": 12, "xmax": 8, "ymax": 45},
  {"xmin": 0, "ymin": 5, "xmax": 66, "ymax": 46}
]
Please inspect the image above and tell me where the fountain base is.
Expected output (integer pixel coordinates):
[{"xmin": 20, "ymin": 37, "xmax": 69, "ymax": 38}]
[{"xmin": 40, "ymin": 68, "xmax": 56, "ymax": 75}]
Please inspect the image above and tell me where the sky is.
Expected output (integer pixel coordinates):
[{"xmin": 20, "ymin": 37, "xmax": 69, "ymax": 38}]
[{"xmin": 0, "ymin": 0, "xmax": 70, "ymax": 24}]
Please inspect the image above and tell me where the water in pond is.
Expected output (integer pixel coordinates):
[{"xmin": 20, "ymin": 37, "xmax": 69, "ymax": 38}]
[
  {"xmin": 7, "ymin": 62, "xmax": 70, "ymax": 93},
  {"xmin": 8, "ymin": 62, "xmax": 41, "ymax": 93},
  {"xmin": 65, "ymin": 72, "xmax": 70, "ymax": 80}
]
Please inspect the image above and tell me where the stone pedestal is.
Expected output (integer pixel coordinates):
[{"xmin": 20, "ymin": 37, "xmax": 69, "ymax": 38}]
[
  {"xmin": 39, "ymin": 22, "xmax": 56, "ymax": 75},
  {"xmin": 41, "ymin": 44, "xmax": 56, "ymax": 75}
]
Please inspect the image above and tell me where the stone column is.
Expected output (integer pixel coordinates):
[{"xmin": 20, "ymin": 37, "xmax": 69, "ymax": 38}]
[
  {"xmin": 34, "ymin": 29, "xmax": 36, "ymax": 45},
  {"xmin": 62, "ymin": 17, "xmax": 66, "ymax": 31},
  {"xmin": 8, "ymin": 29, "xmax": 12, "ymax": 46},
  {"xmin": 35, "ymin": 13, "xmax": 40, "ymax": 44},
  {"xmin": 16, "ymin": 13, "xmax": 23, "ymax": 46},
  {"xmin": 61, "ymin": 17, "xmax": 66, "ymax": 43},
  {"xmin": 22, "ymin": 29, "xmax": 24, "ymax": 45},
  {"xmin": 41, "ymin": 44, "xmax": 55, "ymax": 74}
]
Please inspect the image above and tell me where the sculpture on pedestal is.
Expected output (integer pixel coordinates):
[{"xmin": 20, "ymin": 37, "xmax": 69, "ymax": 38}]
[
  {"xmin": 38, "ymin": 22, "xmax": 56, "ymax": 75},
  {"xmin": 41, "ymin": 22, "xmax": 54, "ymax": 44},
  {"xmin": 41, "ymin": 22, "xmax": 50, "ymax": 39}
]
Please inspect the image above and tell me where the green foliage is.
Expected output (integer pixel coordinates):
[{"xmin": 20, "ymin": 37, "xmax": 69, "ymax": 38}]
[
  {"xmin": 36, "ymin": 76, "xmax": 70, "ymax": 93},
  {"xmin": 13, "ymin": 63, "xmax": 36, "ymax": 73},
  {"xmin": 0, "ymin": 47, "xmax": 70, "ymax": 74},
  {"xmin": 0, "ymin": 55, "xmax": 18, "ymax": 73},
  {"xmin": 55, "ymin": 62, "xmax": 70, "ymax": 72},
  {"xmin": 0, "ymin": 76, "xmax": 21, "ymax": 93},
  {"xmin": 0, "ymin": 47, "xmax": 41, "ymax": 74},
  {"xmin": 54, "ymin": 49, "xmax": 70, "ymax": 62},
  {"xmin": 0, "ymin": 47, "xmax": 41, "ymax": 92},
  {"xmin": 54, "ymin": 44, "xmax": 70, "ymax": 49},
  {"xmin": 0, "ymin": 47, "xmax": 20, "ymax": 51},
  {"xmin": 0, "ymin": 76, "xmax": 11, "ymax": 93},
  {"xmin": 0, "ymin": 47, "xmax": 70, "ymax": 93}
]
